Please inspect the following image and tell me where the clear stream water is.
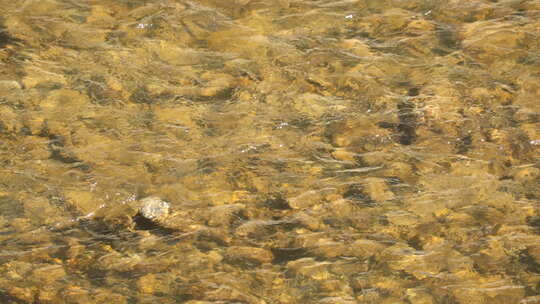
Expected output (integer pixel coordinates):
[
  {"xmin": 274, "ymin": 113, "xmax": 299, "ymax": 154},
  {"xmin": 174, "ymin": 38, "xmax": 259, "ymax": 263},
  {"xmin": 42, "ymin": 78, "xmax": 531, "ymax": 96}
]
[{"xmin": 0, "ymin": 0, "xmax": 539, "ymax": 303}]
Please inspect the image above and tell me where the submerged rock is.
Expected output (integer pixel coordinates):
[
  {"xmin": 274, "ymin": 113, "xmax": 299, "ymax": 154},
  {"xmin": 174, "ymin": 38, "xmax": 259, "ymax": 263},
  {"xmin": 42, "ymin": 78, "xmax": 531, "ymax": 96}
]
[
  {"xmin": 136, "ymin": 196, "xmax": 170, "ymax": 221},
  {"xmin": 91, "ymin": 196, "xmax": 171, "ymax": 231},
  {"xmin": 225, "ymin": 246, "xmax": 274, "ymax": 264}
]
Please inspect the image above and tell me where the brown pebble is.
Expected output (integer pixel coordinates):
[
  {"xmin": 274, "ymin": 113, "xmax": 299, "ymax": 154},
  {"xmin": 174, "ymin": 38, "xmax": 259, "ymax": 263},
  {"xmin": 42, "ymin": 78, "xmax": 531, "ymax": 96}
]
[{"xmin": 226, "ymin": 246, "xmax": 274, "ymax": 264}]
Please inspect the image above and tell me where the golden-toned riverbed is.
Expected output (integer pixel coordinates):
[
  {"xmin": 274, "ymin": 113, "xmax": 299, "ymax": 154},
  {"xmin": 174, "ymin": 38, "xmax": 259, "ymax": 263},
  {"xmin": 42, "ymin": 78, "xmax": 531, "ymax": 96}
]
[{"xmin": 0, "ymin": 0, "xmax": 539, "ymax": 303}]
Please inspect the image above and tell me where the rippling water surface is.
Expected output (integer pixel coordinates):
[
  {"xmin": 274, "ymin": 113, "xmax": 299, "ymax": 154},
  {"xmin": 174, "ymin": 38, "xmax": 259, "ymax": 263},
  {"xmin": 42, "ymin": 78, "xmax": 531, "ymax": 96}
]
[{"xmin": 0, "ymin": 0, "xmax": 539, "ymax": 303}]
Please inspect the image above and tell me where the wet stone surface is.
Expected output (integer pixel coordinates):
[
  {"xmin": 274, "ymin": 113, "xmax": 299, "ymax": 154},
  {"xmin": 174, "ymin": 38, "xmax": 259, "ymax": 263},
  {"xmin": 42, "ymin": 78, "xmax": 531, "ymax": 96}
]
[{"xmin": 0, "ymin": 0, "xmax": 539, "ymax": 303}]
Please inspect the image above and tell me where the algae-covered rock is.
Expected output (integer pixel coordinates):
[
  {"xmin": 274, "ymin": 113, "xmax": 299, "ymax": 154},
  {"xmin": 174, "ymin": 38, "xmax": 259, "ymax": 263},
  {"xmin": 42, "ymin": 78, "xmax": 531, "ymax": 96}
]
[
  {"xmin": 30, "ymin": 264, "xmax": 66, "ymax": 285},
  {"xmin": 225, "ymin": 246, "xmax": 274, "ymax": 264},
  {"xmin": 0, "ymin": 106, "xmax": 21, "ymax": 134},
  {"xmin": 137, "ymin": 273, "xmax": 172, "ymax": 295},
  {"xmin": 450, "ymin": 281, "xmax": 525, "ymax": 304},
  {"xmin": 287, "ymin": 258, "xmax": 333, "ymax": 281},
  {"xmin": 64, "ymin": 190, "xmax": 106, "ymax": 216},
  {"xmin": 349, "ymin": 239, "xmax": 386, "ymax": 259}
]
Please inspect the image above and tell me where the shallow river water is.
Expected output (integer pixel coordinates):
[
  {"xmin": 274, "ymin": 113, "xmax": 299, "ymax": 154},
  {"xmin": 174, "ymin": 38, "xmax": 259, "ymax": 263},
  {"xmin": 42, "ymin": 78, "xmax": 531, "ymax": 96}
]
[{"xmin": 0, "ymin": 0, "xmax": 539, "ymax": 303}]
